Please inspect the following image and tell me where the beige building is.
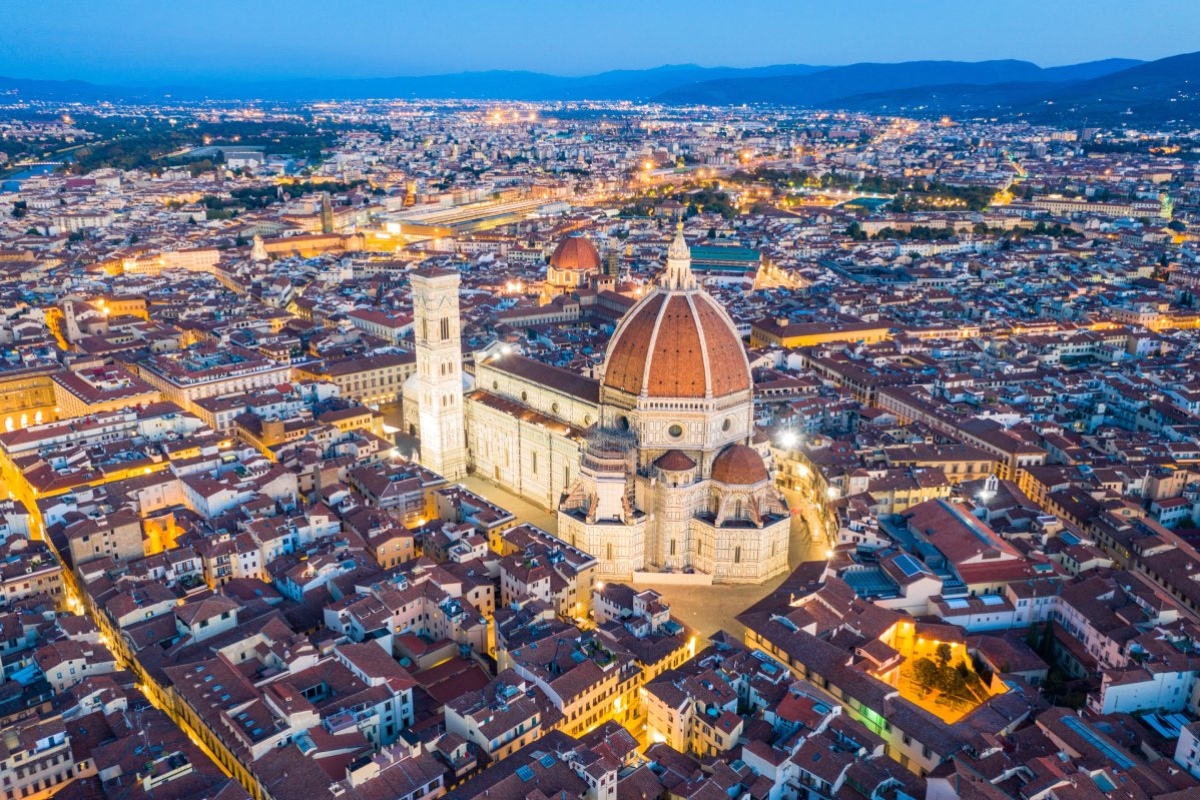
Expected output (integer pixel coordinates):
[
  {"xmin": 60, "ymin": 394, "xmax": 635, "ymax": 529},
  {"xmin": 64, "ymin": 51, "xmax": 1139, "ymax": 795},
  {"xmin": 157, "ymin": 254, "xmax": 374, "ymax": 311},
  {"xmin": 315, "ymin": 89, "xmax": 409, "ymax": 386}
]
[
  {"xmin": 64, "ymin": 509, "xmax": 145, "ymax": 567},
  {"xmin": 295, "ymin": 352, "xmax": 416, "ymax": 407},
  {"xmin": 137, "ymin": 345, "xmax": 292, "ymax": 415},
  {"xmin": 51, "ymin": 365, "xmax": 161, "ymax": 419}
]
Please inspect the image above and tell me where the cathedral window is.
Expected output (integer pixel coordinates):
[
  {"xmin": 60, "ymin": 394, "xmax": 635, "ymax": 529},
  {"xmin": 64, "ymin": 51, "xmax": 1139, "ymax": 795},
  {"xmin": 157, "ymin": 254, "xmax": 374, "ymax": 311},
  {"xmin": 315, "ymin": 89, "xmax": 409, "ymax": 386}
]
[
  {"xmin": 669, "ymin": 539, "xmax": 676, "ymax": 556},
  {"xmin": 531, "ymin": 452, "xmax": 538, "ymax": 475},
  {"xmin": 440, "ymin": 318, "xmax": 450, "ymax": 340},
  {"xmin": 606, "ymin": 543, "xmax": 613, "ymax": 561},
  {"xmin": 734, "ymin": 546, "xmax": 742, "ymax": 564}
]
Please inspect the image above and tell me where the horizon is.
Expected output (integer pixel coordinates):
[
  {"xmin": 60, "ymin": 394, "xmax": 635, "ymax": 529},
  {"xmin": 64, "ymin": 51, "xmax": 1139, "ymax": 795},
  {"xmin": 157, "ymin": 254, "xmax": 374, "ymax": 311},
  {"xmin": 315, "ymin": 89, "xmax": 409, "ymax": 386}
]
[
  {"xmin": 1, "ymin": 0, "xmax": 1197, "ymax": 85},
  {"xmin": 0, "ymin": 54, "xmax": 1169, "ymax": 90}
]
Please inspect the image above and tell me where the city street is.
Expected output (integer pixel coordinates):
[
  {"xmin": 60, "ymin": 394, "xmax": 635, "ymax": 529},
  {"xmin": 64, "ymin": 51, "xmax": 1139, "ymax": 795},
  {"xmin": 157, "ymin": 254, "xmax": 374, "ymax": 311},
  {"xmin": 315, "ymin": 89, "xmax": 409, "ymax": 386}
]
[
  {"xmin": 652, "ymin": 487, "xmax": 828, "ymax": 640},
  {"xmin": 459, "ymin": 475, "xmax": 560, "ymax": 533},
  {"xmin": 460, "ymin": 472, "xmax": 830, "ymax": 641}
]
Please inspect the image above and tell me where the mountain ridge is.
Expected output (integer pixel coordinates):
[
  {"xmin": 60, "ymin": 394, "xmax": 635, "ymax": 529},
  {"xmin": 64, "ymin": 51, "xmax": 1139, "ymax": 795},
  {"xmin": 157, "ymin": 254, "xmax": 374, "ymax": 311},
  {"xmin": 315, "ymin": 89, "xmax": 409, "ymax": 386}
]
[
  {"xmin": 654, "ymin": 58, "xmax": 1144, "ymax": 105},
  {"xmin": 0, "ymin": 57, "xmax": 1143, "ymax": 104}
]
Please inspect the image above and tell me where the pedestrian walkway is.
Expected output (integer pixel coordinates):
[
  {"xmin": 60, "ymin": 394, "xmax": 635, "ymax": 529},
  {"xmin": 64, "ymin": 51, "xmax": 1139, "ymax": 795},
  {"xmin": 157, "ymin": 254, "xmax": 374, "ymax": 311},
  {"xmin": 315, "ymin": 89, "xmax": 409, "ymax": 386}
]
[{"xmin": 459, "ymin": 475, "xmax": 560, "ymax": 533}]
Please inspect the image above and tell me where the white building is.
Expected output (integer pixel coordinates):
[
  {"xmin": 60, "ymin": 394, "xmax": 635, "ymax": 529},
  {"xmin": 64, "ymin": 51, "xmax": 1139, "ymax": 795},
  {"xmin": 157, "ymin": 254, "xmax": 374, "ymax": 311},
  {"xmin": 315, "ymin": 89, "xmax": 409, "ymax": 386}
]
[
  {"xmin": 407, "ymin": 230, "xmax": 789, "ymax": 585},
  {"xmin": 557, "ymin": 226, "xmax": 790, "ymax": 584}
]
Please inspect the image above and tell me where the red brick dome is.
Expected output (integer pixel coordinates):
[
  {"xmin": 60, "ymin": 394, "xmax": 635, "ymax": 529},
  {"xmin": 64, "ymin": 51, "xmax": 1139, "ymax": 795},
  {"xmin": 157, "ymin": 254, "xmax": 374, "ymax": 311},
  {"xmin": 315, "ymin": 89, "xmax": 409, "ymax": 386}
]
[
  {"xmin": 549, "ymin": 235, "xmax": 601, "ymax": 272},
  {"xmin": 711, "ymin": 444, "xmax": 769, "ymax": 485},
  {"xmin": 655, "ymin": 449, "xmax": 697, "ymax": 472},
  {"xmin": 602, "ymin": 291, "xmax": 750, "ymax": 399}
]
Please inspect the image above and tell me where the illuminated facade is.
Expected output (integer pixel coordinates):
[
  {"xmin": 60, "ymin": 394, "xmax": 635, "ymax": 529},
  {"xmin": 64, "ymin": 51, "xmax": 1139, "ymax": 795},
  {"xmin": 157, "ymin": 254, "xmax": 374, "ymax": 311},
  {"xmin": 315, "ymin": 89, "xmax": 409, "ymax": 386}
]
[
  {"xmin": 411, "ymin": 268, "xmax": 468, "ymax": 480},
  {"xmin": 557, "ymin": 227, "xmax": 790, "ymax": 583}
]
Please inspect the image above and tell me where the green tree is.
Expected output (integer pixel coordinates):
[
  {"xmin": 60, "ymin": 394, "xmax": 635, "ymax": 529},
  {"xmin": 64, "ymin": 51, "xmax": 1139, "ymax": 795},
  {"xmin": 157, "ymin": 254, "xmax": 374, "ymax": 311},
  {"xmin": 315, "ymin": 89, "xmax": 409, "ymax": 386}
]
[
  {"xmin": 912, "ymin": 657, "xmax": 939, "ymax": 690},
  {"xmin": 935, "ymin": 643, "xmax": 953, "ymax": 668}
]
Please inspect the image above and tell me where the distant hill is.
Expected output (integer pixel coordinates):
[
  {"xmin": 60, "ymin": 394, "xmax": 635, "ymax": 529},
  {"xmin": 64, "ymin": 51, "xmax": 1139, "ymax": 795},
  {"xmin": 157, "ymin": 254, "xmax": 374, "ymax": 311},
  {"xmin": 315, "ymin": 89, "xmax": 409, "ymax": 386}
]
[
  {"xmin": 655, "ymin": 58, "xmax": 1142, "ymax": 106},
  {"xmin": 193, "ymin": 64, "xmax": 830, "ymax": 101},
  {"xmin": 1029, "ymin": 50, "xmax": 1200, "ymax": 122},
  {"xmin": 6, "ymin": 53, "xmax": 1194, "ymax": 125},
  {"xmin": 1037, "ymin": 58, "xmax": 1144, "ymax": 82},
  {"xmin": 0, "ymin": 64, "xmax": 828, "ymax": 103},
  {"xmin": 0, "ymin": 75, "xmax": 147, "ymax": 102},
  {"xmin": 832, "ymin": 80, "xmax": 1067, "ymax": 116},
  {"xmin": 823, "ymin": 53, "xmax": 1199, "ymax": 124}
]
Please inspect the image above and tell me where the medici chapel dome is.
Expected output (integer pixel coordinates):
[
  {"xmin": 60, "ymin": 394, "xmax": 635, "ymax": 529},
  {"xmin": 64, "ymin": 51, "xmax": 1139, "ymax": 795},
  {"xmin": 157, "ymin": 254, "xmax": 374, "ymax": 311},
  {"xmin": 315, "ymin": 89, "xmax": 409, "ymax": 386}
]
[
  {"xmin": 601, "ymin": 227, "xmax": 751, "ymax": 400},
  {"xmin": 549, "ymin": 234, "xmax": 601, "ymax": 273}
]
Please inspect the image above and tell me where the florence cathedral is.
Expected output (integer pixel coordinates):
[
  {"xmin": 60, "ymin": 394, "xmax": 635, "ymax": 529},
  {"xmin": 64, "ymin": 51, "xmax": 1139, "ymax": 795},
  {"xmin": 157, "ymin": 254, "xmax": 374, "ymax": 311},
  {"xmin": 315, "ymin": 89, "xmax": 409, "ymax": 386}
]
[{"xmin": 407, "ymin": 227, "xmax": 791, "ymax": 584}]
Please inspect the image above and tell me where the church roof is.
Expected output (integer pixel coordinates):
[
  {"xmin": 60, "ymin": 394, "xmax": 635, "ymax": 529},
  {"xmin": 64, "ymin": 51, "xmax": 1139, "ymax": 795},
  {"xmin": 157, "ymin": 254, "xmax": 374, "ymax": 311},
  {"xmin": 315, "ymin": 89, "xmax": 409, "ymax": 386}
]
[{"xmin": 711, "ymin": 444, "xmax": 769, "ymax": 486}]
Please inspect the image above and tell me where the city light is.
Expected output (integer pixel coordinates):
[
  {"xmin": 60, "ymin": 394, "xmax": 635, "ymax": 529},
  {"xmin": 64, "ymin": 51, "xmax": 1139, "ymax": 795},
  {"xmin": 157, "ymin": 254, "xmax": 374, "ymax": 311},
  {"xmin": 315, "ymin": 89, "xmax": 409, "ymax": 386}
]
[{"xmin": 0, "ymin": 26, "xmax": 1187, "ymax": 795}]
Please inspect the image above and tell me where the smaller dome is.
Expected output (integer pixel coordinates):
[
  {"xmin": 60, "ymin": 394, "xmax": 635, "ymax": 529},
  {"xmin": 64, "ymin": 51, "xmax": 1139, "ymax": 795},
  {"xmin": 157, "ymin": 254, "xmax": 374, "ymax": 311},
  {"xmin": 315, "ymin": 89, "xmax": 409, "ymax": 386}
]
[
  {"xmin": 655, "ymin": 450, "xmax": 697, "ymax": 472},
  {"xmin": 549, "ymin": 235, "xmax": 601, "ymax": 272},
  {"xmin": 711, "ymin": 444, "xmax": 769, "ymax": 485}
]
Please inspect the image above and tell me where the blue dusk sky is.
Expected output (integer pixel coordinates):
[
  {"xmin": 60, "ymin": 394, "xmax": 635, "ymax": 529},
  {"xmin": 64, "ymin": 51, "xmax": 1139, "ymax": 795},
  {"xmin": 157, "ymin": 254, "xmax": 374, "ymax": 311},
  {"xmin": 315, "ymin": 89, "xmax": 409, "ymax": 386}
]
[{"xmin": 0, "ymin": 0, "xmax": 1197, "ymax": 84}]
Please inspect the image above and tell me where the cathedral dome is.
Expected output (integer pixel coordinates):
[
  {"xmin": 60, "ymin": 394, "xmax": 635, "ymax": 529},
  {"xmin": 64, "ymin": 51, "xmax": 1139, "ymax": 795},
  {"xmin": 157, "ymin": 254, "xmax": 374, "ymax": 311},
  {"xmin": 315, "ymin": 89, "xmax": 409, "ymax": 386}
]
[
  {"xmin": 602, "ymin": 290, "xmax": 751, "ymax": 399},
  {"xmin": 711, "ymin": 444, "xmax": 769, "ymax": 485},
  {"xmin": 654, "ymin": 449, "xmax": 697, "ymax": 472},
  {"xmin": 549, "ymin": 235, "xmax": 601, "ymax": 273}
]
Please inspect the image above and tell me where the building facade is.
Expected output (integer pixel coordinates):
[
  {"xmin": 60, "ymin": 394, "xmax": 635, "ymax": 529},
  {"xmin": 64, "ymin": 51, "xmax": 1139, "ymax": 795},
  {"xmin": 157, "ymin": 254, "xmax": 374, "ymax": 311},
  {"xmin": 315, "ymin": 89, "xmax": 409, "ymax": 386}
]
[{"xmin": 411, "ymin": 268, "xmax": 468, "ymax": 480}]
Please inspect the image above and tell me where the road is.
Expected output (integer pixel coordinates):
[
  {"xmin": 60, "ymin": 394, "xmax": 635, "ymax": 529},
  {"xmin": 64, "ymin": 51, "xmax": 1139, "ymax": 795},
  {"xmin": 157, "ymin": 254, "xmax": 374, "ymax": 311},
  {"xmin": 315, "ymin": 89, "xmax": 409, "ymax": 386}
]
[
  {"xmin": 459, "ymin": 475, "xmax": 560, "ymax": 533},
  {"xmin": 652, "ymin": 488, "xmax": 829, "ymax": 641},
  {"xmin": 459, "ymin": 471, "xmax": 830, "ymax": 642}
]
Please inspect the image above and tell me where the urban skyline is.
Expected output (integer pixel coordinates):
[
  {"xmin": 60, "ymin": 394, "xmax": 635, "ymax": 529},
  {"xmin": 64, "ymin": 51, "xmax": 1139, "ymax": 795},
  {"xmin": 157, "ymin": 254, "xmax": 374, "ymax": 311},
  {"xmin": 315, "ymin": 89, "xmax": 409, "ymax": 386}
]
[
  {"xmin": 3, "ymin": 5, "xmax": 1200, "ymax": 800},
  {"xmin": 1, "ymin": 0, "xmax": 1198, "ymax": 83}
]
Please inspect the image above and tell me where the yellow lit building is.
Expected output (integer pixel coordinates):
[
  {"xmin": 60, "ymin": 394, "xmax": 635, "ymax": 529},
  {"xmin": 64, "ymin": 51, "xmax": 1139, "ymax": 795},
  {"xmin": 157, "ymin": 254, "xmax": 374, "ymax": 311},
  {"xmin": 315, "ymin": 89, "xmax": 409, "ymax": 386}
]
[
  {"xmin": 51, "ymin": 365, "xmax": 162, "ymax": 419},
  {"xmin": 294, "ymin": 352, "xmax": 416, "ymax": 407},
  {"xmin": 0, "ymin": 366, "xmax": 59, "ymax": 432},
  {"xmin": 750, "ymin": 317, "xmax": 892, "ymax": 348}
]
